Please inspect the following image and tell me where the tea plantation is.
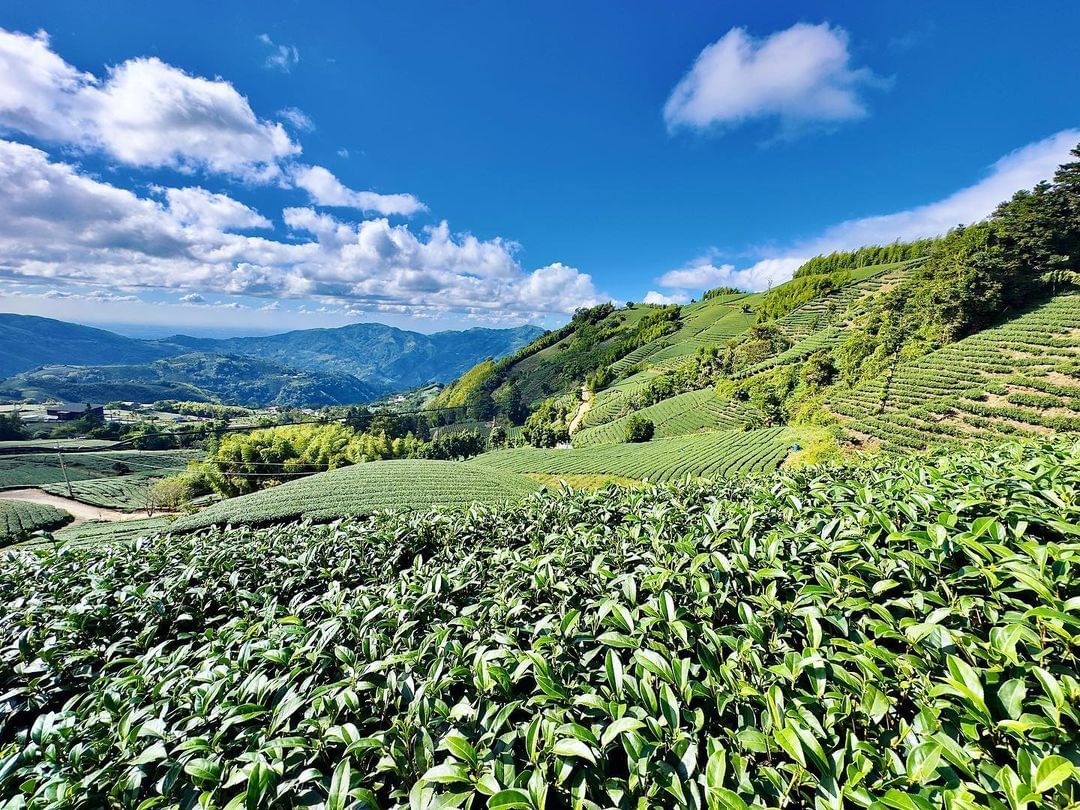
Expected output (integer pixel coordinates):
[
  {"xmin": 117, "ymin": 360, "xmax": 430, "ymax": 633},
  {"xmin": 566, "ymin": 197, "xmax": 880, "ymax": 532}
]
[
  {"xmin": 477, "ymin": 427, "xmax": 795, "ymax": 482},
  {"xmin": 1, "ymin": 440, "xmax": 1078, "ymax": 807},
  {"xmin": 40, "ymin": 473, "xmax": 160, "ymax": 511},
  {"xmin": 0, "ymin": 450, "xmax": 200, "ymax": 490},
  {"xmin": 172, "ymin": 459, "xmax": 542, "ymax": 532},
  {"xmin": 0, "ymin": 499, "xmax": 71, "ymax": 546}
]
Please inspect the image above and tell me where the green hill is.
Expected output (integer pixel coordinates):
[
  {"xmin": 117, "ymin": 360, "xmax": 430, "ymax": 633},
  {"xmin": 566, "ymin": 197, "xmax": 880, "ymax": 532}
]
[{"xmin": 437, "ymin": 145, "xmax": 1080, "ymax": 484}]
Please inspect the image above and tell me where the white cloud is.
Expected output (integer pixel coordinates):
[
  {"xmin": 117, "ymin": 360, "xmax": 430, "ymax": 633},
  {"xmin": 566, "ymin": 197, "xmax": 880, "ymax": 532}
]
[
  {"xmin": 0, "ymin": 139, "xmax": 602, "ymax": 321},
  {"xmin": 798, "ymin": 129, "xmax": 1080, "ymax": 254},
  {"xmin": 292, "ymin": 164, "xmax": 427, "ymax": 216},
  {"xmin": 164, "ymin": 187, "xmax": 271, "ymax": 230},
  {"xmin": 337, "ymin": 148, "xmax": 350, "ymax": 159},
  {"xmin": 659, "ymin": 129, "xmax": 1080, "ymax": 295},
  {"xmin": 0, "ymin": 27, "xmax": 300, "ymax": 179},
  {"xmin": 664, "ymin": 23, "xmax": 879, "ymax": 135},
  {"xmin": 180, "ymin": 293, "xmax": 205, "ymax": 303},
  {"xmin": 278, "ymin": 106, "xmax": 313, "ymax": 131},
  {"xmin": 514, "ymin": 263, "xmax": 606, "ymax": 313},
  {"xmin": 659, "ymin": 257, "xmax": 801, "ymax": 293},
  {"xmin": 259, "ymin": 34, "xmax": 299, "ymax": 73},
  {"xmin": 643, "ymin": 290, "xmax": 690, "ymax": 305}
]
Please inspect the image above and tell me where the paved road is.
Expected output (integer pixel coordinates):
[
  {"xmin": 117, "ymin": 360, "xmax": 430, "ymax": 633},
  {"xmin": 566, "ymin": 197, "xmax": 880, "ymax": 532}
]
[{"xmin": 0, "ymin": 489, "xmax": 148, "ymax": 525}]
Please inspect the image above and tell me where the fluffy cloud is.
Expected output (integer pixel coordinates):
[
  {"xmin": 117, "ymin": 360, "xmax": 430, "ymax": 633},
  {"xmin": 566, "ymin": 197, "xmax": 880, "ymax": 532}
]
[
  {"xmin": 0, "ymin": 29, "xmax": 300, "ymax": 179},
  {"xmin": 0, "ymin": 139, "xmax": 601, "ymax": 320},
  {"xmin": 643, "ymin": 290, "xmax": 690, "ymax": 305},
  {"xmin": 659, "ymin": 257, "xmax": 802, "ymax": 293},
  {"xmin": 664, "ymin": 23, "xmax": 880, "ymax": 135},
  {"xmin": 292, "ymin": 164, "xmax": 427, "ymax": 216},
  {"xmin": 259, "ymin": 34, "xmax": 299, "ymax": 73},
  {"xmin": 163, "ymin": 187, "xmax": 271, "ymax": 230}
]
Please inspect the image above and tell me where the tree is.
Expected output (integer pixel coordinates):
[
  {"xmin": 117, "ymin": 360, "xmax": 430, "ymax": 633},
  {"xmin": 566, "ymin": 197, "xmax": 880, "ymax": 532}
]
[
  {"xmin": 489, "ymin": 425, "xmax": 508, "ymax": 449},
  {"xmin": 624, "ymin": 414, "xmax": 654, "ymax": 443},
  {"xmin": 0, "ymin": 411, "xmax": 27, "ymax": 440},
  {"xmin": 145, "ymin": 476, "xmax": 191, "ymax": 515},
  {"xmin": 343, "ymin": 406, "xmax": 373, "ymax": 433}
]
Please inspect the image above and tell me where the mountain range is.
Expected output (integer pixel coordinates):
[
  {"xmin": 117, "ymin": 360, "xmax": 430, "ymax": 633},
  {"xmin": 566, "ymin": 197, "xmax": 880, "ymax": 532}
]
[{"xmin": 0, "ymin": 314, "xmax": 543, "ymax": 407}]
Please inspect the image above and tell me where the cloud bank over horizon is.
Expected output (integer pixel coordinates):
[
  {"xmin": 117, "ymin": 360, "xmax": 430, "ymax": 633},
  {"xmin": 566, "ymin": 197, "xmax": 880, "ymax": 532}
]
[{"xmin": 0, "ymin": 26, "xmax": 605, "ymax": 326}]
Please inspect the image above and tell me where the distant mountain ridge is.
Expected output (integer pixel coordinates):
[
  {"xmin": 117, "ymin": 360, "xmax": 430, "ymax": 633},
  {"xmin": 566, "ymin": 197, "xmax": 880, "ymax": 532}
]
[
  {"xmin": 0, "ymin": 353, "xmax": 380, "ymax": 409},
  {"xmin": 0, "ymin": 314, "xmax": 544, "ymax": 406}
]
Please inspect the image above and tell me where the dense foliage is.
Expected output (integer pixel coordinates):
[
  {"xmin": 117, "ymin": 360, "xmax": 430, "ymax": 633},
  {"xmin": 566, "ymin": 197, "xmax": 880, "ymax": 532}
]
[
  {"xmin": 521, "ymin": 395, "xmax": 578, "ymax": 447},
  {"xmin": 3, "ymin": 441, "xmax": 1079, "ymax": 808},
  {"xmin": 702, "ymin": 286, "xmax": 745, "ymax": 300},
  {"xmin": 623, "ymin": 414, "xmax": 654, "ymax": 442},
  {"xmin": 836, "ymin": 145, "xmax": 1080, "ymax": 385},
  {"xmin": 0, "ymin": 499, "xmax": 71, "ymax": 546},
  {"xmin": 793, "ymin": 240, "xmax": 935, "ymax": 278},
  {"xmin": 0, "ymin": 413, "xmax": 27, "ymax": 441},
  {"xmin": 755, "ymin": 272, "xmax": 850, "ymax": 324}
]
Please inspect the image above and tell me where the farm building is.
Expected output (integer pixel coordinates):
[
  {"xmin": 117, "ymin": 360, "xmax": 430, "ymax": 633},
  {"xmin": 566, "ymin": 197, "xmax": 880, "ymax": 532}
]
[{"xmin": 45, "ymin": 404, "xmax": 104, "ymax": 422}]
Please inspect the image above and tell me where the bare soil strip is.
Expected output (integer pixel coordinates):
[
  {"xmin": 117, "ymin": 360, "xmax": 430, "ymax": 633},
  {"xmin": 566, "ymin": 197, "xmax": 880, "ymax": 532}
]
[{"xmin": 0, "ymin": 489, "xmax": 149, "ymax": 525}]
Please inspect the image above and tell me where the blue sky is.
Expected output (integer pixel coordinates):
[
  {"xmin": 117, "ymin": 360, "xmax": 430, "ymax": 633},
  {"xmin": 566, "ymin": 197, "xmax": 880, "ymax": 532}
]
[{"xmin": 0, "ymin": 1, "xmax": 1077, "ymax": 336}]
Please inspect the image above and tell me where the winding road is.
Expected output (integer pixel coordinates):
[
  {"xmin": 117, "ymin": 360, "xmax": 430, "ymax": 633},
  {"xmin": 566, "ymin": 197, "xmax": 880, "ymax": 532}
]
[
  {"xmin": 0, "ymin": 489, "xmax": 147, "ymax": 525},
  {"xmin": 567, "ymin": 384, "xmax": 593, "ymax": 436}
]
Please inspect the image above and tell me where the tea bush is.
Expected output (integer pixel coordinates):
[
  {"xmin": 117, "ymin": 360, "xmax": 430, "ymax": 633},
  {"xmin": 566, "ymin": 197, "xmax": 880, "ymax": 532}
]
[{"xmin": 1, "ymin": 441, "xmax": 1080, "ymax": 808}]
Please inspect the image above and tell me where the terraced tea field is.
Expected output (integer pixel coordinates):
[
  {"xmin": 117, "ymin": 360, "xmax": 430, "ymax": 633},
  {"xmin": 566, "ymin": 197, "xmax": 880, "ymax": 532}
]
[
  {"xmin": 173, "ymin": 459, "xmax": 541, "ymax": 531},
  {"xmin": 477, "ymin": 426, "xmax": 794, "ymax": 482},
  {"xmin": 573, "ymin": 388, "xmax": 751, "ymax": 447},
  {"xmin": 828, "ymin": 294, "xmax": 1080, "ymax": 450},
  {"xmin": 40, "ymin": 473, "xmax": 160, "ymax": 511},
  {"xmin": 0, "ymin": 499, "xmax": 72, "ymax": 545},
  {"xmin": 0, "ymin": 449, "xmax": 200, "ymax": 489}
]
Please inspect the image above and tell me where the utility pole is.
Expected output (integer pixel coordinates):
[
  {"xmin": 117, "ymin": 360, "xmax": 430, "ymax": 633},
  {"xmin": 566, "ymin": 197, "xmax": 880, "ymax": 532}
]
[{"xmin": 56, "ymin": 445, "xmax": 73, "ymax": 499}]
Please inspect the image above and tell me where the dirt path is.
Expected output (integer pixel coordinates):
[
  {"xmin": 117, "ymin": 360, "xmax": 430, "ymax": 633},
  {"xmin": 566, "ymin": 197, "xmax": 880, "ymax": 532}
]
[
  {"xmin": 567, "ymin": 384, "xmax": 593, "ymax": 436},
  {"xmin": 0, "ymin": 489, "xmax": 149, "ymax": 525}
]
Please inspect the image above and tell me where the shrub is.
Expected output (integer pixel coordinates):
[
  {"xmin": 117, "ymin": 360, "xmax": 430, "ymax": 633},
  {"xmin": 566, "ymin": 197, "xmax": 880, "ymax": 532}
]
[{"xmin": 624, "ymin": 414, "xmax": 654, "ymax": 442}]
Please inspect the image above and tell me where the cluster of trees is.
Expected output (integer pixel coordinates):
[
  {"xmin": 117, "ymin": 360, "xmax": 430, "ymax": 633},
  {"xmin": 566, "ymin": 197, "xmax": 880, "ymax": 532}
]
[
  {"xmin": 521, "ymin": 395, "xmax": 577, "ymax": 447},
  {"xmin": 702, "ymin": 286, "xmax": 745, "ymax": 300},
  {"xmin": 0, "ymin": 412, "xmax": 27, "ymax": 441},
  {"xmin": 755, "ymin": 271, "xmax": 850, "ymax": 323},
  {"xmin": 195, "ymin": 418, "xmax": 493, "ymax": 497},
  {"xmin": 793, "ymin": 240, "xmax": 936, "ymax": 278},
  {"xmin": 624, "ymin": 414, "xmax": 654, "ymax": 442},
  {"xmin": 150, "ymin": 400, "xmax": 253, "ymax": 419},
  {"xmin": 719, "ymin": 350, "xmax": 839, "ymax": 427},
  {"xmin": 837, "ymin": 144, "xmax": 1080, "ymax": 385}
]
